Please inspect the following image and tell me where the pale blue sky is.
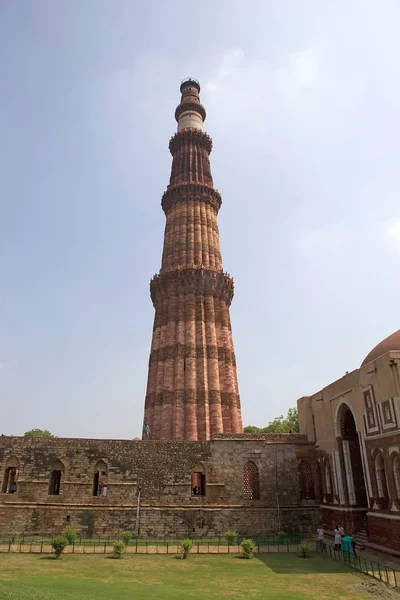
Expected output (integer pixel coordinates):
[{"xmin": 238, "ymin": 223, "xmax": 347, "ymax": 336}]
[{"xmin": 1, "ymin": 1, "xmax": 400, "ymax": 439}]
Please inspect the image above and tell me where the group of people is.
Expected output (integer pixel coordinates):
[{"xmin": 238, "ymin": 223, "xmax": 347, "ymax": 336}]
[{"xmin": 317, "ymin": 524, "xmax": 357, "ymax": 556}]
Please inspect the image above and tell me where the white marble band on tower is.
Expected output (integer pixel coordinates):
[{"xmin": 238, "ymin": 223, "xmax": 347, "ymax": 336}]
[{"xmin": 176, "ymin": 78, "xmax": 205, "ymax": 132}]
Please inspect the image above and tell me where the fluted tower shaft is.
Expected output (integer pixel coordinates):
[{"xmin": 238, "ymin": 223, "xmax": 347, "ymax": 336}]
[{"xmin": 143, "ymin": 79, "xmax": 243, "ymax": 440}]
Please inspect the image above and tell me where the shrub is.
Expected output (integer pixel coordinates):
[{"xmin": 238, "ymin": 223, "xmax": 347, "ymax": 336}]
[
  {"xmin": 241, "ymin": 538, "xmax": 256, "ymax": 559},
  {"xmin": 277, "ymin": 530, "xmax": 286, "ymax": 538},
  {"xmin": 9, "ymin": 531, "xmax": 21, "ymax": 544},
  {"xmin": 121, "ymin": 531, "xmax": 133, "ymax": 546},
  {"xmin": 298, "ymin": 544, "xmax": 310, "ymax": 558},
  {"xmin": 51, "ymin": 535, "xmax": 68, "ymax": 559},
  {"xmin": 178, "ymin": 538, "xmax": 193, "ymax": 559},
  {"xmin": 112, "ymin": 541, "xmax": 126, "ymax": 559},
  {"xmin": 225, "ymin": 530, "xmax": 238, "ymax": 545},
  {"xmin": 63, "ymin": 528, "xmax": 77, "ymax": 545}
]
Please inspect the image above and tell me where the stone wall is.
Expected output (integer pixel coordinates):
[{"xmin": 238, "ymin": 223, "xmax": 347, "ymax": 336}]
[
  {"xmin": 368, "ymin": 514, "xmax": 400, "ymax": 551},
  {"xmin": 0, "ymin": 435, "xmax": 320, "ymax": 537}
]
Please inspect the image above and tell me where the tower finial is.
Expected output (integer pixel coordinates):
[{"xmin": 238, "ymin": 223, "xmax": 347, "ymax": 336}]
[{"xmin": 175, "ymin": 78, "xmax": 206, "ymax": 132}]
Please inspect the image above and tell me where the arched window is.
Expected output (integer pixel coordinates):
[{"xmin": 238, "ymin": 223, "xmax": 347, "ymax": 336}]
[
  {"xmin": 191, "ymin": 463, "xmax": 205, "ymax": 496},
  {"xmin": 93, "ymin": 460, "xmax": 108, "ymax": 497},
  {"xmin": 48, "ymin": 460, "xmax": 64, "ymax": 496},
  {"xmin": 375, "ymin": 453, "xmax": 388, "ymax": 504},
  {"xmin": 393, "ymin": 456, "xmax": 400, "ymax": 500},
  {"xmin": 243, "ymin": 461, "xmax": 260, "ymax": 500},
  {"xmin": 1, "ymin": 456, "xmax": 19, "ymax": 494},
  {"xmin": 298, "ymin": 460, "xmax": 315, "ymax": 500},
  {"xmin": 324, "ymin": 458, "xmax": 332, "ymax": 495}
]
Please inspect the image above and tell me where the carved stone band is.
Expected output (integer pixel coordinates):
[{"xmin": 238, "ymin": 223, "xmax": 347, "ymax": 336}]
[
  {"xmin": 162, "ymin": 183, "xmax": 222, "ymax": 214},
  {"xmin": 150, "ymin": 268, "xmax": 234, "ymax": 307},
  {"xmin": 169, "ymin": 129, "xmax": 212, "ymax": 155}
]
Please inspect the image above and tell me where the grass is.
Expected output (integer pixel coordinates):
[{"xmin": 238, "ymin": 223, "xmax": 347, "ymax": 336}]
[{"xmin": 0, "ymin": 552, "xmax": 382, "ymax": 599}]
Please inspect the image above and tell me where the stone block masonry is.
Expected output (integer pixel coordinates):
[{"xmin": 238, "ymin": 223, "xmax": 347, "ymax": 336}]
[{"xmin": 0, "ymin": 435, "xmax": 320, "ymax": 537}]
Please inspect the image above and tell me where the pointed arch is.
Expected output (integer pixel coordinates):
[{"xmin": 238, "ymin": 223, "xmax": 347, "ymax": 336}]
[
  {"xmin": 393, "ymin": 454, "xmax": 400, "ymax": 500},
  {"xmin": 336, "ymin": 402, "xmax": 367, "ymax": 506},
  {"xmin": 243, "ymin": 461, "xmax": 260, "ymax": 500},
  {"xmin": 298, "ymin": 460, "xmax": 315, "ymax": 500},
  {"xmin": 374, "ymin": 451, "xmax": 389, "ymax": 507}
]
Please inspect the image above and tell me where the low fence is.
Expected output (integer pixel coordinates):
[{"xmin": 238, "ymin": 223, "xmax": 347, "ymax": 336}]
[
  {"xmin": 316, "ymin": 541, "xmax": 400, "ymax": 588},
  {"xmin": 0, "ymin": 532, "xmax": 300, "ymax": 546},
  {"xmin": 0, "ymin": 533, "xmax": 301, "ymax": 555}
]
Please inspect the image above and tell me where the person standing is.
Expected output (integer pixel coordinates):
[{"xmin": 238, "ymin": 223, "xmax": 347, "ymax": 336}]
[
  {"xmin": 339, "ymin": 523, "xmax": 345, "ymax": 537},
  {"xmin": 316, "ymin": 525, "xmax": 324, "ymax": 549},
  {"xmin": 143, "ymin": 423, "xmax": 150, "ymax": 440},
  {"xmin": 334, "ymin": 525, "xmax": 342, "ymax": 550}
]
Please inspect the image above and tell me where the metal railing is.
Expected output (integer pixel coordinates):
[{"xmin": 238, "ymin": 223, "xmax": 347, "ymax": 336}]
[
  {"xmin": 316, "ymin": 541, "xmax": 399, "ymax": 588},
  {"xmin": 0, "ymin": 532, "xmax": 301, "ymax": 555}
]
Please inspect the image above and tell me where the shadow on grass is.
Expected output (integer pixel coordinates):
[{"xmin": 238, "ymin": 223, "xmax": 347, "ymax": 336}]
[
  {"xmin": 255, "ymin": 552, "xmax": 358, "ymax": 574},
  {"xmin": 39, "ymin": 556, "xmax": 59, "ymax": 560}
]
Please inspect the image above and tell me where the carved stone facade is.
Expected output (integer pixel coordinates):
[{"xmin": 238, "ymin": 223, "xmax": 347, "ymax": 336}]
[
  {"xmin": 0, "ymin": 435, "xmax": 320, "ymax": 537},
  {"xmin": 298, "ymin": 330, "xmax": 400, "ymax": 554},
  {"xmin": 144, "ymin": 79, "xmax": 243, "ymax": 440}
]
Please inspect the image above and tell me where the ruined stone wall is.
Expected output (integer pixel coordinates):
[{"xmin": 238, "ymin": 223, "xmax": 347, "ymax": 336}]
[{"xmin": 0, "ymin": 435, "xmax": 320, "ymax": 537}]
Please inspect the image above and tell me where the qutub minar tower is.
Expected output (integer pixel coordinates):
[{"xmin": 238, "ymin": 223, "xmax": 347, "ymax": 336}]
[{"xmin": 143, "ymin": 78, "xmax": 243, "ymax": 440}]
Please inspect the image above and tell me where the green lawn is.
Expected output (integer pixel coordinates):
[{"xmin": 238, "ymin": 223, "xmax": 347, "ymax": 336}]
[{"xmin": 0, "ymin": 552, "xmax": 386, "ymax": 599}]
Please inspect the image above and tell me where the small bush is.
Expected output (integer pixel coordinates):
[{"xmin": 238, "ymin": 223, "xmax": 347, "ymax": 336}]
[
  {"xmin": 121, "ymin": 531, "xmax": 133, "ymax": 546},
  {"xmin": 225, "ymin": 530, "xmax": 238, "ymax": 545},
  {"xmin": 298, "ymin": 544, "xmax": 310, "ymax": 558},
  {"xmin": 51, "ymin": 535, "xmax": 68, "ymax": 559},
  {"xmin": 112, "ymin": 541, "xmax": 126, "ymax": 559},
  {"xmin": 63, "ymin": 528, "xmax": 77, "ymax": 545},
  {"xmin": 277, "ymin": 530, "xmax": 286, "ymax": 538},
  {"xmin": 241, "ymin": 538, "xmax": 256, "ymax": 559},
  {"xmin": 9, "ymin": 531, "xmax": 21, "ymax": 544},
  {"xmin": 178, "ymin": 538, "xmax": 193, "ymax": 559}
]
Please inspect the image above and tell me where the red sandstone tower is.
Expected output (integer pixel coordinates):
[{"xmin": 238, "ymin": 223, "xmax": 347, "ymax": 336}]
[{"xmin": 143, "ymin": 79, "xmax": 243, "ymax": 440}]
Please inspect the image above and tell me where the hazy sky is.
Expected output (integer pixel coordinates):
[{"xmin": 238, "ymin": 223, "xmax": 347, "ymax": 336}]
[{"xmin": 1, "ymin": 1, "xmax": 400, "ymax": 439}]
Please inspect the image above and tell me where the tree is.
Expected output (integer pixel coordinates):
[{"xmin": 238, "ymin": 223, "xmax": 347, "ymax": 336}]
[
  {"xmin": 51, "ymin": 535, "xmax": 68, "ymax": 559},
  {"xmin": 244, "ymin": 408, "xmax": 299, "ymax": 434},
  {"xmin": 24, "ymin": 429, "xmax": 54, "ymax": 438}
]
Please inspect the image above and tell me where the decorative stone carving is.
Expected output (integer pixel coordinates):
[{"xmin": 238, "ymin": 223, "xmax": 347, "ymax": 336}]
[
  {"xmin": 161, "ymin": 184, "xmax": 222, "ymax": 214},
  {"xmin": 169, "ymin": 129, "xmax": 212, "ymax": 155}
]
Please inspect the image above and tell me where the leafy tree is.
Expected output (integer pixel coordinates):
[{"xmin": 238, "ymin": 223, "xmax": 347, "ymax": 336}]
[
  {"xmin": 225, "ymin": 530, "xmax": 238, "ymax": 545},
  {"xmin": 178, "ymin": 539, "xmax": 193, "ymax": 559},
  {"xmin": 24, "ymin": 429, "xmax": 54, "ymax": 438},
  {"xmin": 51, "ymin": 536, "xmax": 68, "ymax": 559},
  {"xmin": 298, "ymin": 543, "xmax": 310, "ymax": 558},
  {"xmin": 241, "ymin": 538, "xmax": 256, "ymax": 559},
  {"xmin": 244, "ymin": 408, "xmax": 299, "ymax": 434},
  {"xmin": 121, "ymin": 531, "xmax": 133, "ymax": 546},
  {"xmin": 112, "ymin": 541, "xmax": 126, "ymax": 558},
  {"xmin": 63, "ymin": 528, "xmax": 77, "ymax": 545}
]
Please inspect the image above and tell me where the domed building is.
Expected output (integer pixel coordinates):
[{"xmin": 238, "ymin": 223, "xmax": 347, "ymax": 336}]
[{"xmin": 298, "ymin": 329, "xmax": 400, "ymax": 555}]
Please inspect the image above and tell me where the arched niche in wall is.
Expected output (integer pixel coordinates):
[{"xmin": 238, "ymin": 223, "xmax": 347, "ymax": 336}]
[
  {"xmin": 93, "ymin": 460, "xmax": 108, "ymax": 497},
  {"xmin": 1, "ymin": 456, "xmax": 19, "ymax": 494},
  {"xmin": 298, "ymin": 460, "xmax": 315, "ymax": 500},
  {"xmin": 191, "ymin": 463, "xmax": 205, "ymax": 496},
  {"xmin": 48, "ymin": 459, "xmax": 64, "ymax": 496},
  {"xmin": 243, "ymin": 461, "xmax": 260, "ymax": 500},
  {"xmin": 336, "ymin": 403, "xmax": 367, "ymax": 506},
  {"xmin": 374, "ymin": 451, "xmax": 389, "ymax": 508}
]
